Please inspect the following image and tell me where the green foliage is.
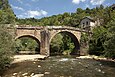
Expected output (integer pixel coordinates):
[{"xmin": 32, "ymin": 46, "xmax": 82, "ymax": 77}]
[
  {"xmin": 103, "ymin": 19, "xmax": 115, "ymax": 58},
  {"xmin": 15, "ymin": 37, "xmax": 40, "ymax": 53},
  {"xmin": 80, "ymin": 33, "xmax": 89, "ymax": 46},
  {"xmin": 0, "ymin": 25, "xmax": 15, "ymax": 73},
  {"xmin": 0, "ymin": 0, "xmax": 16, "ymax": 24},
  {"xmin": 89, "ymin": 11, "xmax": 115, "ymax": 58},
  {"xmin": 50, "ymin": 34, "xmax": 63, "ymax": 55},
  {"xmin": 50, "ymin": 33, "xmax": 75, "ymax": 55},
  {"xmin": 104, "ymin": 35, "xmax": 115, "ymax": 58},
  {"xmin": 89, "ymin": 26, "xmax": 107, "ymax": 55},
  {"xmin": 0, "ymin": 0, "xmax": 15, "ymax": 73}
]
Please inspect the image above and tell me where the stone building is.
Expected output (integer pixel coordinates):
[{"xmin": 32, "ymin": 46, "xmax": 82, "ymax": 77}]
[
  {"xmin": 111, "ymin": 4, "xmax": 115, "ymax": 10},
  {"xmin": 80, "ymin": 16, "xmax": 100, "ymax": 31}
]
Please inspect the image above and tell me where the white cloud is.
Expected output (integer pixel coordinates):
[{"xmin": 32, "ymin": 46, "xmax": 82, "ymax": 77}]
[
  {"xmin": 27, "ymin": 10, "xmax": 41, "ymax": 17},
  {"xmin": 40, "ymin": 10, "xmax": 48, "ymax": 16},
  {"xmin": 90, "ymin": 0, "xmax": 105, "ymax": 5},
  {"xmin": 11, "ymin": 5, "xmax": 24, "ymax": 11},
  {"xmin": 18, "ymin": 10, "xmax": 48, "ymax": 18},
  {"xmin": 85, "ymin": 4, "xmax": 90, "ymax": 8},
  {"xmin": 26, "ymin": 10, "xmax": 48, "ymax": 18},
  {"xmin": 72, "ymin": 0, "xmax": 86, "ymax": 4}
]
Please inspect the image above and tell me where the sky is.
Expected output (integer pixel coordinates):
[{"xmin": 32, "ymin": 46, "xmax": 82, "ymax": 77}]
[{"xmin": 9, "ymin": 0, "xmax": 115, "ymax": 19}]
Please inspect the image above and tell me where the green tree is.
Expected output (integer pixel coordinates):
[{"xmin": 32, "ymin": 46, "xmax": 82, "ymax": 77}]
[
  {"xmin": 104, "ymin": 19, "xmax": 115, "ymax": 58},
  {"xmin": 76, "ymin": 8, "xmax": 84, "ymax": 14},
  {"xmin": 15, "ymin": 37, "xmax": 39, "ymax": 53},
  {"xmin": 50, "ymin": 34, "xmax": 63, "ymax": 55},
  {"xmin": 89, "ymin": 26, "xmax": 107, "ymax": 56},
  {"xmin": 0, "ymin": 0, "xmax": 16, "ymax": 24},
  {"xmin": 0, "ymin": 25, "xmax": 15, "ymax": 74}
]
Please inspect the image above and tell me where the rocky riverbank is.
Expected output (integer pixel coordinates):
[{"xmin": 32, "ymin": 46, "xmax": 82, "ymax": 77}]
[
  {"xmin": 2, "ymin": 55, "xmax": 115, "ymax": 77},
  {"xmin": 12, "ymin": 55, "xmax": 115, "ymax": 63}
]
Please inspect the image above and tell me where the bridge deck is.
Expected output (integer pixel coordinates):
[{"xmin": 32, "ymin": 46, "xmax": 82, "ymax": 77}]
[{"xmin": 16, "ymin": 26, "xmax": 91, "ymax": 33}]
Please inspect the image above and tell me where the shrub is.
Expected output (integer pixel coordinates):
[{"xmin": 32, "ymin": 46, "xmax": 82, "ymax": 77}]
[{"xmin": 0, "ymin": 25, "xmax": 15, "ymax": 74}]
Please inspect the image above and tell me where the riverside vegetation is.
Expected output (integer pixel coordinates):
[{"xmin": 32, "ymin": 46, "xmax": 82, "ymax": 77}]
[{"xmin": 0, "ymin": 0, "xmax": 115, "ymax": 74}]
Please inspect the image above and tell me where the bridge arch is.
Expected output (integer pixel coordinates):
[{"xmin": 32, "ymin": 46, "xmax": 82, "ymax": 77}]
[
  {"xmin": 15, "ymin": 34, "xmax": 40, "ymax": 54},
  {"xmin": 15, "ymin": 34, "xmax": 40, "ymax": 43},
  {"xmin": 49, "ymin": 30, "xmax": 80, "ymax": 55}
]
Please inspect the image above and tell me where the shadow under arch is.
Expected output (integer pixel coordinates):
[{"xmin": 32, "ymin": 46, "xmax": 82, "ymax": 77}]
[
  {"xmin": 50, "ymin": 31, "xmax": 80, "ymax": 55},
  {"xmin": 15, "ymin": 35, "xmax": 40, "ymax": 54}
]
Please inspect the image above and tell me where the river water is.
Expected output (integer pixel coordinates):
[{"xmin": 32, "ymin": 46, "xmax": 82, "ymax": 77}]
[{"xmin": 2, "ymin": 56, "xmax": 115, "ymax": 77}]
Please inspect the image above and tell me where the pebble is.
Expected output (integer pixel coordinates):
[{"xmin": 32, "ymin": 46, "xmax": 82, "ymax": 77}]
[
  {"xmin": 48, "ymin": 67, "xmax": 51, "ymax": 69},
  {"xmin": 22, "ymin": 73, "xmax": 28, "ymax": 76},
  {"xmin": 38, "ymin": 65, "xmax": 41, "ymax": 67},
  {"xmin": 98, "ymin": 69, "xmax": 101, "ymax": 72},
  {"xmin": 44, "ymin": 72, "xmax": 50, "ymax": 74},
  {"xmin": 30, "ymin": 73, "xmax": 34, "ymax": 76},
  {"xmin": 78, "ymin": 62, "xmax": 82, "ymax": 64},
  {"xmin": 19, "ymin": 71, "xmax": 21, "ymax": 73},
  {"xmin": 59, "ymin": 58, "xmax": 68, "ymax": 61},
  {"xmin": 70, "ymin": 67, "xmax": 73, "ymax": 69},
  {"xmin": 80, "ymin": 69, "xmax": 84, "ymax": 71},
  {"xmin": 102, "ymin": 71, "xmax": 105, "ymax": 74},
  {"xmin": 32, "ymin": 74, "xmax": 44, "ymax": 77},
  {"xmin": 85, "ymin": 65, "xmax": 88, "ymax": 68},
  {"xmin": 33, "ymin": 62, "xmax": 36, "ymax": 64},
  {"xmin": 13, "ymin": 73, "xmax": 17, "ymax": 76}
]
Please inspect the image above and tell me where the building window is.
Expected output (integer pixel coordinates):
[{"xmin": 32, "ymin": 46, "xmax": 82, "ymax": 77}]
[
  {"xmin": 83, "ymin": 23, "xmax": 85, "ymax": 27},
  {"xmin": 86, "ymin": 21, "xmax": 88, "ymax": 25}
]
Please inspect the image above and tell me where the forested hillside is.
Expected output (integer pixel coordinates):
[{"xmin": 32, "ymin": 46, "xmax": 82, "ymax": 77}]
[{"xmin": 17, "ymin": 5, "xmax": 112, "ymax": 27}]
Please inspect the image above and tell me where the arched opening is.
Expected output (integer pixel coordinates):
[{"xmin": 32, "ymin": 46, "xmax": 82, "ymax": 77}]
[
  {"xmin": 15, "ymin": 35, "xmax": 40, "ymax": 54},
  {"xmin": 50, "ymin": 31, "xmax": 80, "ymax": 56}
]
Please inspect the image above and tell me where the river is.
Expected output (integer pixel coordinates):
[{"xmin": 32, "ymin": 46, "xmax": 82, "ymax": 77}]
[{"xmin": 2, "ymin": 56, "xmax": 115, "ymax": 77}]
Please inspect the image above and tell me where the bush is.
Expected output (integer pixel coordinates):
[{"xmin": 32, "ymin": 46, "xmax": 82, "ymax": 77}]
[
  {"xmin": 0, "ymin": 25, "xmax": 15, "ymax": 74},
  {"xmin": 103, "ymin": 20, "xmax": 115, "ymax": 59},
  {"xmin": 104, "ymin": 39, "xmax": 115, "ymax": 59},
  {"xmin": 89, "ymin": 26, "xmax": 107, "ymax": 56}
]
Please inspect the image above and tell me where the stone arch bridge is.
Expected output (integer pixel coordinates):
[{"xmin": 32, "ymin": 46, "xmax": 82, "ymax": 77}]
[{"xmin": 14, "ymin": 26, "xmax": 88, "ymax": 56}]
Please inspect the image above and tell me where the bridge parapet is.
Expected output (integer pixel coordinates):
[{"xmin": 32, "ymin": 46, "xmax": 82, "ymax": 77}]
[
  {"xmin": 47, "ymin": 26, "xmax": 81, "ymax": 31},
  {"xmin": 16, "ymin": 26, "xmax": 91, "ymax": 33},
  {"xmin": 16, "ymin": 26, "xmax": 44, "ymax": 30}
]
